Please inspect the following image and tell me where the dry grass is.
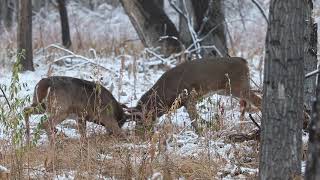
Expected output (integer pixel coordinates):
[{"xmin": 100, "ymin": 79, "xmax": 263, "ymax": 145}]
[{"xmin": 0, "ymin": 130, "xmax": 232, "ymax": 179}]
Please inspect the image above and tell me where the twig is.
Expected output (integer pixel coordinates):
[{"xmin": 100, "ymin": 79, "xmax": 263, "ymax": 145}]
[
  {"xmin": 0, "ymin": 85, "xmax": 11, "ymax": 110},
  {"xmin": 186, "ymin": 18, "xmax": 258, "ymax": 56},
  {"xmin": 194, "ymin": 18, "xmax": 259, "ymax": 48},
  {"xmin": 168, "ymin": 0, "xmax": 188, "ymax": 20},
  {"xmin": 250, "ymin": 77, "xmax": 261, "ymax": 90},
  {"xmin": 182, "ymin": 0, "xmax": 201, "ymax": 56},
  {"xmin": 145, "ymin": 48, "xmax": 168, "ymax": 63},
  {"xmin": 45, "ymin": 44, "xmax": 114, "ymax": 73},
  {"xmin": 169, "ymin": 0, "xmax": 202, "ymax": 56},
  {"xmin": 249, "ymin": 114, "xmax": 261, "ymax": 130},
  {"xmin": 305, "ymin": 69, "xmax": 320, "ymax": 79},
  {"xmin": 250, "ymin": 0, "xmax": 269, "ymax": 24}
]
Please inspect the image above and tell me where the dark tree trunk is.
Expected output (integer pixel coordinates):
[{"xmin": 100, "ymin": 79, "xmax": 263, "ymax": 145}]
[
  {"xmin": 178, "ymin": 0, "xmax": 195, "ymax": 49},
  {"xmin": 17, "ymin": 0, "xmax": 34, "ymax": 71},
  {"xmin": 305, "ymin": 23, "xmax": 319, "ymax": 180},
  {"xmin": 120, "ymin": 0, "xmax": 227, "ymax": 57},
  {"xmin": 1, "ymin": 0, "xmax": 14, "ymax": 29},
  {"xmin": 191, "ymin": 0, "xmax": 228, "ymax": 57},
  {"xmin": 0, "ymin": 1, "xmax": 2, "ymax": 23},
  {"xmin": 57, "ymin": 0, "xmax": 72, "ymax": 49},
  {"xmin": 304, "ymin": 1, "xmax": 317, "ymax": 112},
  {"xmin": 154, "ymin": 0, "xmax": 163, "ymax": 9},
  {"xmin": 259, "ymin": 0, "xmax": 306, "ymax": 178},
  {"xmin": 119, "ymin": 0, "xmax": 181, "ymax": 57}
]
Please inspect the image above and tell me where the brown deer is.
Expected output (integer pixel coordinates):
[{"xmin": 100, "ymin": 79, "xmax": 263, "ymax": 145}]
[
  {"xmin": 24, "ymin": 76, "xmax": 127, "ymax": 147},
  {"xmin": 129, "ymin": 57, "xmax": 262, "ymax": 133}
]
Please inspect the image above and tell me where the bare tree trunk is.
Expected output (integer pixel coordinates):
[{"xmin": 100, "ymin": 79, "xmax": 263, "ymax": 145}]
[
  {"xmin": 259, "ymin": 0, "xmax": 306, "ymax": 178},
  {"xmin": 191, "ymin": 0, "xmax": 228, "ymax": 57},
  {"xmin": 57, "ymin": 0, "xmax": 72, "ymax": 49},
  {"xmin": 178, "ymin": 0, "xmax": 195, "ymax": 48},
  {"xmin": 119, "ymin": 0, "xmax": 181, "ymax": 57},
  {"xmin": 305, "ymin": 22, "xmax": 319, "ymax": 180},
  {"xmin": 17, "ymin": 0, "xmax": 34, "ymax": 71},
  {"xmin": 1, "ymin": 0, "xmax": 14, "ymax": 29},
  {"xmin": 120, "ymin": 0, "xmax": 227, "ymax": 57},
  {"xmin": 154, "ymin": 0, "xmax": 163, "ymax": 9},
  {"xmin": 304, "ymin": 1, "xmax": 317, "ymax": 112}
]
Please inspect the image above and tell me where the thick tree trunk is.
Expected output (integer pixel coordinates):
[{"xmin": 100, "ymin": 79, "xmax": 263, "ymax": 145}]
[
  {"xmin": 154, "ymin": 0, "xmax": 163, "ymax": 9},
  {"xmin": 304, "ymin": 1, "xmax": 317, "ymax": 111},
  {"xmin": 305, "ymin": 22, "xmax": 319, "ymax": 180},
  {"xmin": 191, "ymin": 0, "xmax": 228, "ymax": 57},
  {"xmin": 119, "ymin": 0, "xmax": 181, "ymax": 57},
  {"xmin": 17, "ymin": 0, "xmax": 34, "ymax": 71},
  {"xmin": 259, "ymin": 0, "xmax": 306, "ymax": 178},
  {"xmin": 1, "ymin": 0, "xmax": 14, "ymax": 29},
  {"xmin": 120, "ymin": 0, "xmax": 227, "ymax": 58},
  {"xmin": 57, "ymin": 0, "xmax": 72, "ymax": 49},
  {"xmin": 32, "ymin": 0, "xmax": 47, "ymax": 12}
]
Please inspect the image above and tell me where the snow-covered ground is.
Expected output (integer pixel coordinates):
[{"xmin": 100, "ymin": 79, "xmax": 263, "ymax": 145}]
[{"xmin": 0, "ymin": 0, "xmax": 314, "ymax": 179}]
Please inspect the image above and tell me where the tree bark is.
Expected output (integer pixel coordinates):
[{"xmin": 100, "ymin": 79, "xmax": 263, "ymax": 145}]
[
  {"xmin": 305, "ymin": 22, "xmax": 319, "ymax": 180},
  {"xmin": 17, "ymin": 0, "xmax": 34, "ymax": 71},
  {"xmin": 119, "ymin": 0, "xmax": 181, "ymax": 57},
  {"xmin": 57, "ymin": 0, "xmax": 72, "ymax": 49},
  {"xmin": 259, "ymin": 0, "xmax": 306, "ymax": 178},
  {"xmin": 304, "ymin": 1, "xmax": 317, "ymax": 112}
]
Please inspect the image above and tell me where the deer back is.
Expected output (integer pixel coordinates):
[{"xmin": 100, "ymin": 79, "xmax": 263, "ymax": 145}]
[{"xmin": 136, "ymin": 57, "xmax": 252, "ymax": 117}]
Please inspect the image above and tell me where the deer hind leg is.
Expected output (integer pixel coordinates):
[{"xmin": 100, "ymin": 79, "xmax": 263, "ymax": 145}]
[
  {"xmin": 248, "ymin": 90, "xmax": 262, "ymax": 110},
  {"xmin": 231, "ymin": 85, "xmax": 252, "ymax": 129}
]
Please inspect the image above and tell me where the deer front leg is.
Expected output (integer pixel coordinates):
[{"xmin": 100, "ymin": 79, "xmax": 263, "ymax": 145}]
[
  {"xmin": 185, "ymin": 98, "xmax": 205, "ymax": 134},
  {"xmin": 77, "ymin": 117, "xmax": 87, "ymax": 142},
  {"xmin": 41, "ymin": 114, "xmax": 67, "ymax": 172}
]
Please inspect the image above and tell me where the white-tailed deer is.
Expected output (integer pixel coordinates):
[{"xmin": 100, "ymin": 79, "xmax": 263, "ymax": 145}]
[
  {"xmin": 129, "ymin": 57, "xmax": 261, "ymax": 133},
  {"xmin": 24, "ymin": 76, "xmax": 127, "ymax": 147}
]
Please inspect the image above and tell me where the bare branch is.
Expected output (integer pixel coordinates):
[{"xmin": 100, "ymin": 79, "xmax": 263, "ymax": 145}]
[
  {"xmin": 168, "ymin": 0, "xmax": 188, "ymax": 20},
  {"xmin": 0, "ymin": 85, "xmax": 11, "ymax": 111},
  {"xmin": 181, "ymin": 0, "xmax": 201, "ymax": 56},
  {"xmin": 250, "ymin": 0, "xmax": 269, "ymax": 24},
  {"xmin": 249, "ymin": 114, "xmax": 261, "ymax": 130},
  {"xmin": 305, "ymin": 68, "xmax": 320, "ymax": 79},
  {"xmin": 197, "ymin": 0, "xmax": 213, "ymax": 35}
]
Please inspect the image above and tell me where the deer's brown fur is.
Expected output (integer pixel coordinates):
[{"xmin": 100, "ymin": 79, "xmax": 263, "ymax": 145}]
[
  {"xmin": 132, "ymin": 57, "xmax": 261, "ymax": 133},
  {"xmin": 24, "ymin": 76, "xmax": 127, "ymax": 146}
]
